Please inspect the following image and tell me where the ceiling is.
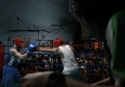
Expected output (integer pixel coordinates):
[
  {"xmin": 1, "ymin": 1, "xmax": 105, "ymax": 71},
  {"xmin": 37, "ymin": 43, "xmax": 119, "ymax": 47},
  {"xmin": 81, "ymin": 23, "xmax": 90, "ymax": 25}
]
[{"xmin": 0, "ymin": 0, "xmax": 77, "ymax": 29}]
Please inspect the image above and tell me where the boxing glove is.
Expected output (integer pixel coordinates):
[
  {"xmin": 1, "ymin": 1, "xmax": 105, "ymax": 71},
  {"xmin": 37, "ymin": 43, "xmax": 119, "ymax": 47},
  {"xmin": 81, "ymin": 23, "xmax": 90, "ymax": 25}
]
[
  {"xmin": 27, "ymin": 43, "xmax": 37, "ymax": 52},
  {"xmin": 35, "ymin": 46, "xmax": 40, "ymax": 51}
]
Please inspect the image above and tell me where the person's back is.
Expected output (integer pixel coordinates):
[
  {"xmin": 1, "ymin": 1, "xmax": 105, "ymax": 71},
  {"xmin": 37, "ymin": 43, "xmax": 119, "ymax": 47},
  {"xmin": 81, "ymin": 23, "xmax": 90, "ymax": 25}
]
[
  {"xmin": 59, "ymin": 45, "xmax": 79, "ymax": 74},
  {"xmin": 57, "ymin": 40, "xmax": 80, "ymax": 81}
]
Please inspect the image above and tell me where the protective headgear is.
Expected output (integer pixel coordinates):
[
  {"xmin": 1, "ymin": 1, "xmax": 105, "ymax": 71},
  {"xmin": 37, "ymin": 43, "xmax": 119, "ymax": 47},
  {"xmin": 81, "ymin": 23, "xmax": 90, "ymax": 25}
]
[
  {"xmin": 94, "ymin": 41, "xmax": 100, "ymax": 49},
  {"xmin": 53, "ymin": 38, "xmax": 63, "ymax": 47},
  {"xmin": 14, "ymin": 38, "xmax": 24, "ymax": 48}
]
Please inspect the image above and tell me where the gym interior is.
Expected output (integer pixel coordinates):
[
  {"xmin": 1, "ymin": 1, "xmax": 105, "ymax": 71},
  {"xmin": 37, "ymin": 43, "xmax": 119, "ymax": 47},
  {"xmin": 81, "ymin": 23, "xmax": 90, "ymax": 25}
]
[{"xmin": 0, "ymin": 0, "xmax": 113, "ymax": 87}]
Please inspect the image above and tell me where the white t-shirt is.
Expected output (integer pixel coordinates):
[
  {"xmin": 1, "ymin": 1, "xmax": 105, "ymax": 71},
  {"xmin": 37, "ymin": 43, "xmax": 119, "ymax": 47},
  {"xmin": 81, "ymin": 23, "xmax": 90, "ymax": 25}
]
[{"xmin": 59, "ymin": 45, "xmax": 79, "ymax": 74}]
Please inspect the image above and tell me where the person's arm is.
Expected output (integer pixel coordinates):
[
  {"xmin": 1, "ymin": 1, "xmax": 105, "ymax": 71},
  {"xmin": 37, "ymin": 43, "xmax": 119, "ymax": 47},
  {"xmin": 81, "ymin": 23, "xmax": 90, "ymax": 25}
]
[
  {"xmin": 92, "ymin": 77, "xmax": 113, "ymax": 86},
  {"xmin": 10, "ymin": 48, "xmax": 28, "ymax": 59},
  {"xmin": 10, "ymin": 43, "xmax": 37, "ymax": 59},
  {"xmin": 38, "ymin": 47, "xmax": 59, "ymax": 52}
]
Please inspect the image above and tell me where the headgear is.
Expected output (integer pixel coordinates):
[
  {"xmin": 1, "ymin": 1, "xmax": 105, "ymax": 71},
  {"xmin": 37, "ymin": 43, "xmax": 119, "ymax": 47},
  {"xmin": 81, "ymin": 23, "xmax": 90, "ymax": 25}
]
[
  {"xmin": 53, "ymin": 38, "xmax": 63, "ymax": 47},
  {"xmin": 14, "ymin": 38, "xmax": 24, "ymax": 48}
]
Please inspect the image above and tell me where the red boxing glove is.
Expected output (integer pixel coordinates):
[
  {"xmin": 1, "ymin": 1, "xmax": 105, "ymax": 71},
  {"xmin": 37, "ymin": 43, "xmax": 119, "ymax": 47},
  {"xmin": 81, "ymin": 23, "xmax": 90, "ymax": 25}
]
[{"xmin": 35, "ymin": 46, "xmax": 40, "ymax": 51}]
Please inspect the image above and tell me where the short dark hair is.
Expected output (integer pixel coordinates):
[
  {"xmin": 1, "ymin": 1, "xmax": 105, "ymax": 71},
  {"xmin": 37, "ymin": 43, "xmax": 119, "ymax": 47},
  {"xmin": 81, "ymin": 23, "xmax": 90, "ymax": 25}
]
[{"xmin": 46, "ymin": 72, "xmax": 66, "ymax": 87}]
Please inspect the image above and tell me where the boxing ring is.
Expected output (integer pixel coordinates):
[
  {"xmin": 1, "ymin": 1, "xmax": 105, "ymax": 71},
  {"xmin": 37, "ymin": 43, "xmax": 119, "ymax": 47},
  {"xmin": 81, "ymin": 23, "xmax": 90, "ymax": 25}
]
[{"xmin": 0, "ymin": 41, "xmax": 109, "ymax": 85}]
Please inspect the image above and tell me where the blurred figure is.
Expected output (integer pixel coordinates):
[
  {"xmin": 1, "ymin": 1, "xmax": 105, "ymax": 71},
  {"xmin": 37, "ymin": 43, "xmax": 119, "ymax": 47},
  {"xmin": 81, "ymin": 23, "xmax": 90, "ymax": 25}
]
[
  {"xmin": 2, "ymin": 38, "xmax": 37, "ymax": 87},
  {"xmin": 69, "ymin": 0, "xmax": 125, "ymax": 86},
  {"xmin": 22, "ymin": 71, "xmax": 119, "ymax": 87},
  {"xmin": 36, "ymin": 38, "xmax": 80, "ymax": 81}
]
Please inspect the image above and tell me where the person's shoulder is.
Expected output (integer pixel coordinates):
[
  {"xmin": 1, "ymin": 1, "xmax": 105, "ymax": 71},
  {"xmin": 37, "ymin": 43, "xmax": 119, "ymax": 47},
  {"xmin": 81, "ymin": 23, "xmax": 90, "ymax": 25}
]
[
  {"xmin": 68, "ymin": 45, "xmax": 73, "ymax": 48},
  {"xmin": 10, "ymin": 47, "xmax": 17, "ymax": 53},
  {"xmin": 68, "ymin": 45, "xmax": 75, "ymax": 51}
]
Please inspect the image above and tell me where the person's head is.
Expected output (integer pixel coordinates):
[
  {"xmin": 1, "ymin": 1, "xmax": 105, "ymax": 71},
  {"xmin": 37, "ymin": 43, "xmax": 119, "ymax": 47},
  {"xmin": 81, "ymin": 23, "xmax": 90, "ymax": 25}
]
[
  {"xmin": 53, "ymin": 38, "xmax": 64, "ymax": 48},
  {"xmin": 21, "ymin": 71, "xmax": 66, "ymax": 87},
  {"xmin": 69, "ymin": 0, "xmax": 125, "ymax": 41},
  {"xmin": 14, "ymin": 37, "xmax": 24, "ymax": 49}
]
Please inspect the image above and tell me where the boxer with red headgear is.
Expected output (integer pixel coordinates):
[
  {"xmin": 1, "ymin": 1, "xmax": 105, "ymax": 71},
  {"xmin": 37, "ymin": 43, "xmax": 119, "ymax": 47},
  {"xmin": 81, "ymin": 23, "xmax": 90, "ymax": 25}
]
[
  {"xmin": 53, "ymin": 38, "xmax": 63, "ymax": 48},
  {"xmin": 14, "ymin": 38, "xmax": 24, "ymax": 48},
  {"xmin": 37, "ymin": 38, "xmax": 80, "ymax": 81},
  {"xmin": 2, "ymin": 37, "xmax": 37, "ymax": 87}
]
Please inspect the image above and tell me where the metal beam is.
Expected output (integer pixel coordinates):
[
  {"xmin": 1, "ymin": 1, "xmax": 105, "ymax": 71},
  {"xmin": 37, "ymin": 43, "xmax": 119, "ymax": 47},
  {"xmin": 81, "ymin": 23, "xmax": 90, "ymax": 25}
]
[{"xmin": 8, "ymin": 29, "xmax": 49, "ymax": 33}]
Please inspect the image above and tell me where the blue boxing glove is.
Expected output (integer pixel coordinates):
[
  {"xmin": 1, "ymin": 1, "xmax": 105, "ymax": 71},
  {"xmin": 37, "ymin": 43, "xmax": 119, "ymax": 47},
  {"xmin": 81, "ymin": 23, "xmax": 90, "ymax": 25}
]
[
  {"xmin": 27, "ymin": 43, "xmax": 37, "ymax": 52},
  {"xmin": 24, "ymin": 43, "xmax": 37, "ymax": 55}
]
